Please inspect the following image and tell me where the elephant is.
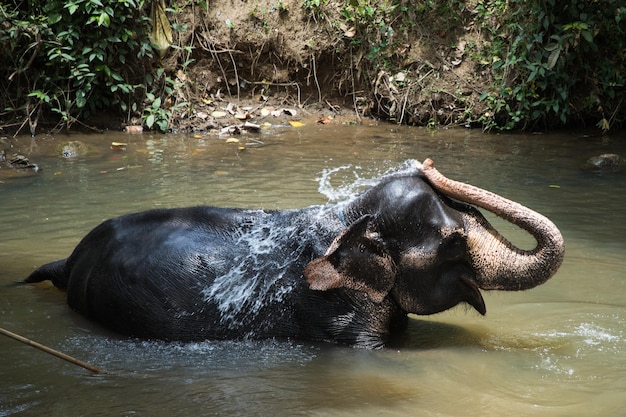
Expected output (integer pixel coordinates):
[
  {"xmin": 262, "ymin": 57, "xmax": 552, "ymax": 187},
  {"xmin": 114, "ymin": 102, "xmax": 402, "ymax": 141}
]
[{"xmin": 25, "ymin": 159, "xmax": 565, "ymax": 348}]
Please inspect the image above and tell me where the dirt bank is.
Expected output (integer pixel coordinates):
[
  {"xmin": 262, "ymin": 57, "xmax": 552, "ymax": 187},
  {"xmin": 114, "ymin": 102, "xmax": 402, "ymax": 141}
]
[{"xmin": 156, "ymin": 0, "xmax": 490, "ymax": 133}]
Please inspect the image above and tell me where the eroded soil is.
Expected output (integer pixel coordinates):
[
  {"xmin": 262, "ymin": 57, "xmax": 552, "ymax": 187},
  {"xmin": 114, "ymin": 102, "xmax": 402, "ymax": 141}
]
[{"xmin": 155, "ymin": 0, "xmax": 491, "ymax": 133}]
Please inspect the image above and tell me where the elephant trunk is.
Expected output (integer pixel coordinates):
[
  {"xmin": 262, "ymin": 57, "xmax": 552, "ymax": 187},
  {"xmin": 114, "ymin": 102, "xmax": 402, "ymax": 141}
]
[{"xmin": 417, "ymin": 158, "xmax": 565, "ymax": 291}]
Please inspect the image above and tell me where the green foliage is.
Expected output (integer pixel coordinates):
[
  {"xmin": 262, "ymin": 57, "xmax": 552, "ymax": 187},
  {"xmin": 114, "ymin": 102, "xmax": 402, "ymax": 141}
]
[
  {"xmin": 339, "ymin": 0, "xmax": 399, "ymax": 68},
  {"xmin": 141, "ymin": 67, "xmax": 188, "ymax": 131},
  {"xmin": 0, "ymin": 0, "xmax": 188, "ymax": 133},
  {"xmin": 475, "ymin": 0, "xmax": 626, "ymax": 131},
  {"xmin": 303, "ymin": 0, "xmax": 329, "ymax": 21}
]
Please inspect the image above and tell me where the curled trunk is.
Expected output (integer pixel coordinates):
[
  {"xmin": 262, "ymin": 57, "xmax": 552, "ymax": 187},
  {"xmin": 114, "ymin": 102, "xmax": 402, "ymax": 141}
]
[{"xmin": 417, "ymin": 158, "xmax": 565, "ymax": 291}]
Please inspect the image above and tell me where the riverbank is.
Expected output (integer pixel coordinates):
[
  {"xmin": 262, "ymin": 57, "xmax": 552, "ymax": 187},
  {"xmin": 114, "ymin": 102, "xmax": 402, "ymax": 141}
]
[
  {"xmin": 1, "ymin": 1, "xmax": 623, "ymax": 136},
  {"xmin": 144, "ymin": 0, "xmax": 492, "ymax": 133}
]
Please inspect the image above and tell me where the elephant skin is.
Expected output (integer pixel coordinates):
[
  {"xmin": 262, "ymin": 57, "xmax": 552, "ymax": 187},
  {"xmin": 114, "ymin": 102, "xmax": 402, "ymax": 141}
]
[{"xmin": 25, "ymin": 160, "xmax": 564, "ymax": 348}]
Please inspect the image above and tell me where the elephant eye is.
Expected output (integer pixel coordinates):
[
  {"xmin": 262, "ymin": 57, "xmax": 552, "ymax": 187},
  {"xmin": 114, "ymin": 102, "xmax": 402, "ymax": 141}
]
[
  {"xmin": 440, "ymin": 232, "xmax": 467, "ymax": 260},
  {"xmin": 361, "ymin": 235, "xmax": 385, "ymax": 254}
]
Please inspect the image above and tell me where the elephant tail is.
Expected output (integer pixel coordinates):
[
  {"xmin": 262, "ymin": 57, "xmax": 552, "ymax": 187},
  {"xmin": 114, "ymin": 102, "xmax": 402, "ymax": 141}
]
[{"xmin": 24, "ymin": 259, "xmax": 69, "ymax": 290}]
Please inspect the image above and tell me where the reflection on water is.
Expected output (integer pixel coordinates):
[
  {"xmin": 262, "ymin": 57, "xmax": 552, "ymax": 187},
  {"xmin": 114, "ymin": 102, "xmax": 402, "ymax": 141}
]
[{"xmin": 1, "ymin": 126, "xmax": 625, "ymax": 416}]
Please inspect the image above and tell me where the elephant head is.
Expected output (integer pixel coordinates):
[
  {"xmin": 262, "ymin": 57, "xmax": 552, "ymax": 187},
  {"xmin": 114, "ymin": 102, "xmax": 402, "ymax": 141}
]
[{"xmin": 304, "ymin": 159, "xmax": 565, "ymax": 316}]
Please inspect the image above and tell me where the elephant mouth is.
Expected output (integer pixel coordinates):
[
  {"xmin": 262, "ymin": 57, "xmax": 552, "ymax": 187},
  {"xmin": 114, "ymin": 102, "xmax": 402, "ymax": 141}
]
[{"xmin": 460, "ymin": 276, "xmax": 486, "ymax": 315}]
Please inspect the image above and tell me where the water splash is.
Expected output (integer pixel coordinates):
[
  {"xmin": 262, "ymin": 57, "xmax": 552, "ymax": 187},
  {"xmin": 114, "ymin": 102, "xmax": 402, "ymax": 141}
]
[
  {"xmin": 200, "ymin": 215, "xmax": 310, "ymax": 328},
  {"xmin": 531, "ymin": 316, "xmax": 626, "ymax": 378},
  {"xmin": 316, "ymin": 160, "xmax": 418, "ymax": 203},
  {"xmin": 574, "ymin": 322, "xmax": 622, "ymax": 347}
]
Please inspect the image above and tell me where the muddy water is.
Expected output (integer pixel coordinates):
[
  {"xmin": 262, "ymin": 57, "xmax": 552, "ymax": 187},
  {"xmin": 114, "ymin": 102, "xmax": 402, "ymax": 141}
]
[{"xmin": 1, "ymin": 125, "xmax": 625, "ymax": 416}]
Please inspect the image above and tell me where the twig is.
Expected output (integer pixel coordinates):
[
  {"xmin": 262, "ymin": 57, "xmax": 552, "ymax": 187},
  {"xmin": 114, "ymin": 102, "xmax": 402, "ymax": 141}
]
[
  {"xmin": 0, "ymin": 326, "xmax": 107, "ymax": 374},
  {"xmin": 399, "ymin": 85, "xmax": 410, "ymax": 125},
  {"xmin": 13, "ymin": 100, "xmax": 40, "ymax": 138},
  {"xmin": 607, "ymin": 96, "xmax": 623, "ymax": 128},
  {"xmin": 349, "ymin": 47, "xmax": 361, "ymax": 122},
  {"xmin": 201, "ymin": 48, "xmax": 244, "ymax": 54},
  {"xmin": 228, "ymin": 50, "xmax": 240, "ymax": 102},
  {"xmin": 325, "ymin": 100, "xmax": 341, "ymax": 114},
  {"xmin": 197, "ymin": 30, "xmax": 232, "ymax": 98},
  {"xmin": 8, "ymin": 35, "xmax": 42, "ymax": 82},
  {"xmin": 311, "ymin": 54, "xmax": 322, "ymax": 103}
]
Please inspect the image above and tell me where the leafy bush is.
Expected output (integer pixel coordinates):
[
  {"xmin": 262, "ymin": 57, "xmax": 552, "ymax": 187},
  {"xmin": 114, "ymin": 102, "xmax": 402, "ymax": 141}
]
[
  {"xmin": 0, "ymin": 0, "xmax": 178, "ymax": 133},
  {"xmin": 476, "ymin": 0, "xmax": 626, "ymax": 131}
]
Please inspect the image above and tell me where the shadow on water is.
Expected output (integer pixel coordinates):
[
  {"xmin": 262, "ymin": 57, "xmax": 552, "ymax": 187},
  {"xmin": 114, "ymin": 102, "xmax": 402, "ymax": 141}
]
[{"xmin": 389, "ymin": 317, "xmax": 485, "ymax": 350}]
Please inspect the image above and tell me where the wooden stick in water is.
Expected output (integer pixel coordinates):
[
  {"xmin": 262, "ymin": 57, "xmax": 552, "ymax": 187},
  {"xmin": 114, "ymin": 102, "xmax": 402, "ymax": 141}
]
[{"xmin": 0, "ymin": 326, "xmax": 107, "ymax": 374}]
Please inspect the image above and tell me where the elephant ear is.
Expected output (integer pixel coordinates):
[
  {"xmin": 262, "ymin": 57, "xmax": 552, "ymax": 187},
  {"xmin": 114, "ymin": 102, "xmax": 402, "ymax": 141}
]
[{"xmin": 303, "ymin": 215, "xmax": 397, "ymax": 303}]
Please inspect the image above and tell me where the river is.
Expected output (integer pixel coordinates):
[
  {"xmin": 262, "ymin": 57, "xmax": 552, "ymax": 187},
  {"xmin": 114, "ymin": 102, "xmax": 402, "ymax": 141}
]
[{"xmin": 1, "ymin": 124, "xmax": 625, "ymax": 416}]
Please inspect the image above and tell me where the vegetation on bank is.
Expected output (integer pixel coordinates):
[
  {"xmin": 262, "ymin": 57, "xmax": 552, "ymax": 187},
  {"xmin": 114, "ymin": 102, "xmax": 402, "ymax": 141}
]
[{"xmin": 1, "ymin": 0, "xmax": 624, "ymax": 135}]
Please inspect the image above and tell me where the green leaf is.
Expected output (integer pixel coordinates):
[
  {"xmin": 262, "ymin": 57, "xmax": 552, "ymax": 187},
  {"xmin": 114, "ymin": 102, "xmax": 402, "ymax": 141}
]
[
  {"xmin": 48, "ymin": 13, "xmax": 62, "ymax": 24},
  {"xmin": 110, "ymin": 71, "xmax": 124, "ymax": 82},
  {"xmin": 157, "ymin": 119, "xmax": 168, "ymax": 132},
  {"xmin": 98, "ymin": 12, "xmax": 110, "ymax": 27},
  {"xmin": 28, "ymin": 90, "xmax": 51, "ymax": 103},
  {"xmin": 76, "ymin": 90, "xmax": 87, "ymax": 108},
  {"xmin": 146, "ymin": 114, "xmax": 155, "ymax": 128},
  {"xmin": 582, "ymin": 30, "xmax": 593, "ymax": 43},
  {"xmin": 546, "ymin": 48, "xmax": 560, "ymax": 70}
]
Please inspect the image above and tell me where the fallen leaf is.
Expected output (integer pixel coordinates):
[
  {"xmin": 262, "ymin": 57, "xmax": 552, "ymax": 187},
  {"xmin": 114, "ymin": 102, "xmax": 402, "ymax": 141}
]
[
  {"xmin": 394, "ymin": 72, "xmax": 406, "ymax": 82},
  {"xmin": 225, "ymin": 102, "xmax": 237, "ymax": 114},
  {"xmin": 225, "ymin": 138, "xmax": 240, "ymax": 143},
  {"xmin": 211, "ymin": 110, "xmax": 228, "ymax": 118},
  {"xmin": 289, "ymin": 120, "xmax": 304, "ymax": 127},
  {"xmin": 219, "ymin": 125, "xmax": 241, "ymax": 135},
  {"xmin": 243, "ymin": 121, "xmax": 261, "ymax": 131},
  {"xmin": 317, "ymin": 117, "xmax": 332, "ymax": 125},
  {"xmin": 451, "ymin": 57, "xmax": 463, "ymax": 66}
]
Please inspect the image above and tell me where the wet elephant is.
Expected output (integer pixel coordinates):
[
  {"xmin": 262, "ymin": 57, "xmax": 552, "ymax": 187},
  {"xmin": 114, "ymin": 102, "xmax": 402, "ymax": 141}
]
[{"xmin": 25, "ymin": 159, "xmax": 565, "ymax": 348}]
